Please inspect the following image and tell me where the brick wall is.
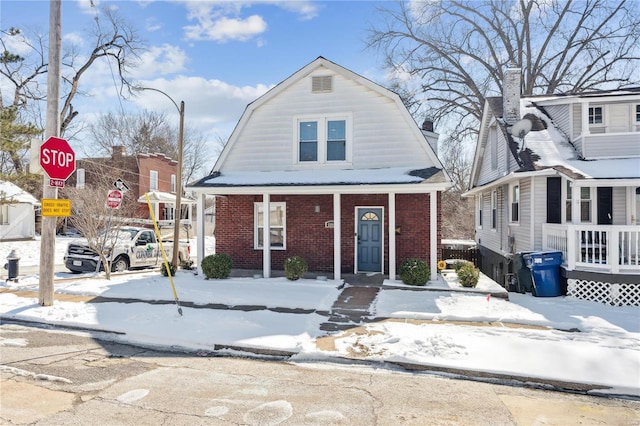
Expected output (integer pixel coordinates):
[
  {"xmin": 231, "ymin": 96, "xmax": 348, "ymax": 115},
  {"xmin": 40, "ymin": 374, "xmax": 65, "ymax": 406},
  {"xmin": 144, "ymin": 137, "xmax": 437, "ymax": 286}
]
[{"xmin": 215, "ymin": 192, "xmax": 441, "ymax": 273}]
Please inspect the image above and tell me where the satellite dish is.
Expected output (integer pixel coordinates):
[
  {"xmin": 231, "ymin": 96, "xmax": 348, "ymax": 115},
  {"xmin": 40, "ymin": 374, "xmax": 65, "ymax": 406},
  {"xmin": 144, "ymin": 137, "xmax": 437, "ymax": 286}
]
[{"xmin": 509, "ymin": 118, "xmax": 533, "ymax": 139}]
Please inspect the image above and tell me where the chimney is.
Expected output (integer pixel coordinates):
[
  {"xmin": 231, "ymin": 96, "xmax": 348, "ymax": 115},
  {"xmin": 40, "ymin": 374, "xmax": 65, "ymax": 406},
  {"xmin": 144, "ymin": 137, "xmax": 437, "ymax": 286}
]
[
  {"xmin": 420, "ymin": 116, "xmax": 439, "ymax": 156},
  {"xmin": 503, "ymin": 65, "xmax": 521, "ymax": 125},
  {"xmin": 421, "ymin": 117, "xmax": 434, "ymax": 132},
  {"xmin": 112, "ymin": 145, "xmax": 125, "ymax": 158}
]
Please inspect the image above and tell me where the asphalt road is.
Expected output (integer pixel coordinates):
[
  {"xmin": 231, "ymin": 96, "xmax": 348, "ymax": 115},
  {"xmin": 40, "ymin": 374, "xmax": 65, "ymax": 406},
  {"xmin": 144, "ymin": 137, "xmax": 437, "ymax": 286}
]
[{"xmin": 2, "ymin": 323, "xmax": 639, "ymax": 425}]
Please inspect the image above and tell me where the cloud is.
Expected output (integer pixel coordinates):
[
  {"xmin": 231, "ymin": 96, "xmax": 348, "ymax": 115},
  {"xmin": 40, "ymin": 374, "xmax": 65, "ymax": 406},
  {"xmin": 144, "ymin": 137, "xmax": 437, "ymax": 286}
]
[
  {"xmin": 184, "ymin": 14, "xmax": 267, "ymax": 42},
  {"xmin": 132, "ymin": 44, "xmax": 189, "ymax": 77},
  {"xmin": 145, "ymin": 17, "xmax": 162, "ymax": 32},
  {"xmin": 179, "ymin": 1, "xmax": 319, "ymax": 42}
]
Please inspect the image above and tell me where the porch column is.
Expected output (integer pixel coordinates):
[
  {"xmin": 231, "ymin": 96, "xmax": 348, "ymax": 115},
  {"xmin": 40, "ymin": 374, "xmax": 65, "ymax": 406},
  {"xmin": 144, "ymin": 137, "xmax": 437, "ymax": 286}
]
[
  {"xmin": 388, "ymin": 192, "xmax": 396, "ymax": 280},
  {"xmin": 430, "ymin": 191, "xmax": 438, "ymax": 281},
  {"xmin": 262, "ymin": 193, "xmax": 271, "ymax": 278},
  {"xmin": 333, "ymin": 193, "xmax": 341, "ymax": 281},
  {"xmin": 196, "ymin": 193, "xmax": 206, "ymax": 276}
]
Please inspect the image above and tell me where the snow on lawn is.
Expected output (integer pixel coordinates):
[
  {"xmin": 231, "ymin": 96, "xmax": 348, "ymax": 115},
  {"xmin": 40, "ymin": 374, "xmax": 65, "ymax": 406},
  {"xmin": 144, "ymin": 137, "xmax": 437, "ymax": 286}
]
[{"xmin": 0, "ymin": 237, "xmax": 639, "ymax": 398}]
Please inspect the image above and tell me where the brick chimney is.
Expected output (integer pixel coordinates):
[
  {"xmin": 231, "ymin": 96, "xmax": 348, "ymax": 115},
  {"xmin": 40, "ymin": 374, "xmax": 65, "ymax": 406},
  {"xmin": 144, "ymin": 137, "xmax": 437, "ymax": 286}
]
[
  {"xmin": 503, "ymin": 65, "xmax": 521, "ymax": 125},
  {"xmin": 112, "ymin": 145, "xmax": 125, "ymax": 159}
]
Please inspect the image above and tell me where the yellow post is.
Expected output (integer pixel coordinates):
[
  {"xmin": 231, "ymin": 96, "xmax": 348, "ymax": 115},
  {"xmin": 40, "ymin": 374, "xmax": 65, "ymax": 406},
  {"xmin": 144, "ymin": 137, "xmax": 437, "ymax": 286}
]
[{"xmin": 146, "ymin": 193, "xmax": 182, "ymax": 315}]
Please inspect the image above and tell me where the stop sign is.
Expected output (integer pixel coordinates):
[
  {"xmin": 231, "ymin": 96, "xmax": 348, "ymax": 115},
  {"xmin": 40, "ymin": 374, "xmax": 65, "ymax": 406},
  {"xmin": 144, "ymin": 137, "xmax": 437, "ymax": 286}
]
[
  {"xmin": 40, "ymin": 137, "xmax": 76, "ymax": 181},
  {"xmin": 106, "ymin": 190, "xmax": 123, "ymax": 209}
]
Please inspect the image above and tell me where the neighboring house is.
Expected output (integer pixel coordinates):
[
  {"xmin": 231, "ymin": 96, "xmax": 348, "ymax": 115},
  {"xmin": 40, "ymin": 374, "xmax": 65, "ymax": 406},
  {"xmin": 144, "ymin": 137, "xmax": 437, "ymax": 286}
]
[
  {"xmin": 466, "ymin": 66, "xmax": 640, "ymax": 305},
  {"xmin": 0, "ymin": 180, "xmax": 39, "ymax": 241},
  {"xmin": 67, "ymin": 146, "xmax": 181, "ymax": 221},
  {"xmin": 189, "ymin": 57, "xmax": 451, "ymax": 280}
]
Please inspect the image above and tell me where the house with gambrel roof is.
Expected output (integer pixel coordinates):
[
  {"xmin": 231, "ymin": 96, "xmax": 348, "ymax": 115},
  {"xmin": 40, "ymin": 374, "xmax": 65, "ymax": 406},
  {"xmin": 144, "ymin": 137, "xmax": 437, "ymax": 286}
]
[
  {"xmin": 465, "ymin": 66, "xmax": 640, "ymax": 306},
  {"xmin": 188, "ymin": 57, "xmax": 451, "ymax": 281}
]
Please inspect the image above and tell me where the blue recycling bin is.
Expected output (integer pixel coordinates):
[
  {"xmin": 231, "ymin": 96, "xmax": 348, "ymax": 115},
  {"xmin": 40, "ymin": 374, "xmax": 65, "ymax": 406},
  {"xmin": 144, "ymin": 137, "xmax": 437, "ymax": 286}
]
[{"xmin": 523, "ymin": 251, "xmax": 563, "ymax": 297}]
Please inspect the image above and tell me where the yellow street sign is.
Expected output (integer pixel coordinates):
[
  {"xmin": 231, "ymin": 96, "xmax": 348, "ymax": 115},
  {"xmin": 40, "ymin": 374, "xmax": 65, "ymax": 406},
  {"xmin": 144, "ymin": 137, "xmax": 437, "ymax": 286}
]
[{"xmin": 41, "ymin": 198, "xmax": 71, "ymax": 217}]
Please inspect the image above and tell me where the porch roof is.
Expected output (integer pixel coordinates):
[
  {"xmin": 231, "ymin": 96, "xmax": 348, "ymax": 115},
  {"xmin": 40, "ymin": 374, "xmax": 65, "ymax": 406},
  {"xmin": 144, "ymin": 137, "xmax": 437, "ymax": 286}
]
[{"xmin": 189, "ymin": 167, "xmax": 448, "ymax": 193}]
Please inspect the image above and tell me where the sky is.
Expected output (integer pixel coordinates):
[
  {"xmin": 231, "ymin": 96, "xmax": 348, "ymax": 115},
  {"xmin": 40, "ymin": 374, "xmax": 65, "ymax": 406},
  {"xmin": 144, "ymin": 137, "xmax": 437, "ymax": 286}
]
[
  {"xmin": 1, "ymin": 0, "xmax": 399, "ymax": 174},
  {"xmin": 1, "ymin": 236, "xmax": 639, "ymax": 400}
]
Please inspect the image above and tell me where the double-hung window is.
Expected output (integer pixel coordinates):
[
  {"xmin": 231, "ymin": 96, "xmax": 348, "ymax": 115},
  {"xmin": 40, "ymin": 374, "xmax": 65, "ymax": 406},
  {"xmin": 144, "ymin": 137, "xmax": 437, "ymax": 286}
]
[
  {"xmin": 588, "ymin": 106, "xmax": 603, "ymax": 125},
  {"xmin": 297, "ymin": 115, "xmax": 350, "ymax": 163},
  {"xmin": 580, "ymin": 187, "xmax": 592, "ymax": 222},
  {"xmin": 150, "ymin": 170, "xmax": 158, "ymax": 190},
  {"xmin": 255, "ymin": 202, "xmax": 286, "ymax": 249},
  {"xmin": 510, "ymin": 183, "xmax": 519, "ymax": 223},
  {"xmin": 76, "ymin": 168, "xmax": 85, "ymax": 189},
  {"xmin": 565, "ymin": 181, "xmax": 572, "ymax": 222},
  {"xmin": 477, "ymin": 194, "xmax": 483, "ymax": 228}
]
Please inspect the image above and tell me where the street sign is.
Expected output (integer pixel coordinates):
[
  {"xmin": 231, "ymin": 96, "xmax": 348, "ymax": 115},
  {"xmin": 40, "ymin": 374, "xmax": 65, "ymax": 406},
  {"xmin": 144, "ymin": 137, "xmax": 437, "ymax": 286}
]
[
  {"xmin": 113, "ymin": 178, "xmax": 130, "ymax": 192},
  {"xmin": 106, "ymin": 189, "xmax": 123, "ymax": 209},
  {"xmin": 41, "ymin": 199, "xmax": 71, "ymax": 217},
  {"xmin": 40, "ymin": 136, "xmax": 76, "ymax": 187}
]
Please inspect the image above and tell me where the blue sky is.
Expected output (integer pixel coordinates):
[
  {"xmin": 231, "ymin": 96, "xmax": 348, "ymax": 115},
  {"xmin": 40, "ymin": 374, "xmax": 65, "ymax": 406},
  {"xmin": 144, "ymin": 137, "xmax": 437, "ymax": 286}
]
[{"xmin": 2, "ymin": 1, "xmax": 399, "ymax": 171}]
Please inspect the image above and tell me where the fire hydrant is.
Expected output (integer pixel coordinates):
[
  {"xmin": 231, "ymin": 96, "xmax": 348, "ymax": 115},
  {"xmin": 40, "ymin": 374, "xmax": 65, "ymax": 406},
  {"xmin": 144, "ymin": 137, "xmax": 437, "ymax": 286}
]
[{"xmin": 4, "ymin": 249, "xmax": 20, "ymax": 281}]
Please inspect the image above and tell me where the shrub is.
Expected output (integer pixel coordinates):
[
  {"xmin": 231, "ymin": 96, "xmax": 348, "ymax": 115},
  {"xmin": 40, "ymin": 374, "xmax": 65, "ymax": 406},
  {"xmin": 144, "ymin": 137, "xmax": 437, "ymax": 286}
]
[
  {"xmin": 201, "ymin": 254, "xmax": 232, "ymax": 279},
  {"xmin": 452, "ymin": 260, "xmax": 470, "ymax": 272},
  {"xmin": 399, "ymin": 258, "xmax": 430, "ymax": 286},
  {"xmin": 457, "ymin": 262, "xmax": 479, "ymax": 288},
  {"xmin": 160, "ymin": 262, "xmax": 177, "ymax": 277},
  {"xmin": 284, "ymin": 256, "xmax": 308, "ymax": 281}
]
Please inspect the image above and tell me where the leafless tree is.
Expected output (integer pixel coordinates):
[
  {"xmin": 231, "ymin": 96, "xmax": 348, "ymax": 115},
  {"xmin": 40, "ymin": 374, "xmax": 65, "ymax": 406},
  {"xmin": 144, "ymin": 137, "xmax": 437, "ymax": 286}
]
[
  {"xmin": 0, "ymin": 7, "xmax": 142, "ymax": 173},
  {"xmin": 87, "ymin": 110, "xmax": 209, "ymax": 188},
  {"xmin": 369, "ymin": 0, "xmax": 640, "ymax": 142},
  {"xmin": 369, "ymin": 0, "xmax": 639, "ymax": 239},
  {"xmin": 439, "ymin": 135, "xmax": 475, "ymax": 239},
  {"xmin": 61, "ymin": 171, "xmax": 137, "ymax": 279}
]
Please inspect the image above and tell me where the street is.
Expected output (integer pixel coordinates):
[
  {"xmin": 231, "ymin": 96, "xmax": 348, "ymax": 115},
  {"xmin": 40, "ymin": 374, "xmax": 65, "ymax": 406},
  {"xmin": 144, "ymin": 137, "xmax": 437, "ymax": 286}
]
[{"xmin": 2, "ymin": 323, "xmax": 639, "ymax": 425}]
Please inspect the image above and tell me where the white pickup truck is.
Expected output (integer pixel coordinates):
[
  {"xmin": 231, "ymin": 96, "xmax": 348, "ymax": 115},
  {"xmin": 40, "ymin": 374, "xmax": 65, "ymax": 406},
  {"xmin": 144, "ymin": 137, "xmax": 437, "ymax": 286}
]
[{"xmin": 64, "ymin": 227, "xmax": 190, "ymax": 273}]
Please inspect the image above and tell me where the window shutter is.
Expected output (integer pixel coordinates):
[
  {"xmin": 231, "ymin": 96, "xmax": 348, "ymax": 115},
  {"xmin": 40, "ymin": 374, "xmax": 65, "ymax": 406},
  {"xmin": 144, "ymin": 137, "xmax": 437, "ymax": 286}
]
[
  {"xmin": 546, "ymin": 177, "xmax": 561, "ymax": 224},
  {"xmin": 312, "ymin": 76, "xmax": 332, "ymax": 93}
]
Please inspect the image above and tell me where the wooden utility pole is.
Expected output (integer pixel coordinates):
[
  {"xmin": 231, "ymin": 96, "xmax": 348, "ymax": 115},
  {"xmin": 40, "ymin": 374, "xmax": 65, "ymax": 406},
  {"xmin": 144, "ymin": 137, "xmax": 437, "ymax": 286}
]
[{"xmin": 39, "ymin": 0, "xmax": 62, "ymax": 306}]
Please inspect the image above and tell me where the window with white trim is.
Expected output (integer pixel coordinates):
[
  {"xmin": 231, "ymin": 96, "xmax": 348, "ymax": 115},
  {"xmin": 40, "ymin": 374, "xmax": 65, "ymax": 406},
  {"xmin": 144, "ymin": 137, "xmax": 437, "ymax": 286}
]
[
  {"xmin": 477, "ymin": 194, "xmax": 483, "ymax": 228},
  {"xmin": 150, "ymin": 170, "xmax": 158, "ymax": 190},
  {"xmin": 296, "ymin": 115, "xmax": 350, "ymax": 164},
  {"xmin": 0, "ymin": 204, "xmax": 8, "ymax": 225},
  {"xmin": 588, "ymin": 106, "xmax": 603, "ymax": 124},
  {"xmin": 254, "ymin": 202, "xmax": 286, "ymax": 249},
  {"xmin": 510, "ymin": 183, "xmax": 519, "ymax": 223},
  {"xmin": 76, "ymin": 168, "xmax": 85, "ymax": 189},
  {"xmin": 171, "ymin": 174, "xmax": 176, "ymax": 193},
  {"xmin": 636, "ymin": 105, "xmax": 640, "ymax": 123},
  {"xmin": 491, "ymin": 190, "xmax": 497, "ymax": 229}
]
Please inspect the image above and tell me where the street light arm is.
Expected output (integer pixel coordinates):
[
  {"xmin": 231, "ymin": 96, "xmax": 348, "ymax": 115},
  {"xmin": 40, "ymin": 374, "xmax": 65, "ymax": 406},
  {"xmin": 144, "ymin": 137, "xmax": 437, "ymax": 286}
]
[{"xmin": 131, "ymin": 86, "xmax": 181, "ymax": 115}]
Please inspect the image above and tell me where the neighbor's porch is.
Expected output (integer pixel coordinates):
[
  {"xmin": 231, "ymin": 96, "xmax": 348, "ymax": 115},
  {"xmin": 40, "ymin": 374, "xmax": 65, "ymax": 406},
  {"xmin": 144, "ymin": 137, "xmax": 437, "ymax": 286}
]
[{"xmin": 543, "ymin": 223, "xmax": 640, "ymax": 274}]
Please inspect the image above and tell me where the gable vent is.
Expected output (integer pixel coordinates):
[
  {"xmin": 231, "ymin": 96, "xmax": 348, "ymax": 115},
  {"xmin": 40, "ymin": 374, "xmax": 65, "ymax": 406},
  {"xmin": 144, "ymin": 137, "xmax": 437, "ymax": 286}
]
[{"xmin": 312, "ymin": 75, "xmax": 332, "ymax": 93}]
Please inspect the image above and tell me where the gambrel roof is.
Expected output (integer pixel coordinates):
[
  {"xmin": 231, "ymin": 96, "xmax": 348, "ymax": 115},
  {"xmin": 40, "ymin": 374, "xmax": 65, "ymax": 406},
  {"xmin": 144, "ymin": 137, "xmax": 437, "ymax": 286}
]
[{"xmin": 189, "ymin": 56, "xmax": 451, "ymax": 193}]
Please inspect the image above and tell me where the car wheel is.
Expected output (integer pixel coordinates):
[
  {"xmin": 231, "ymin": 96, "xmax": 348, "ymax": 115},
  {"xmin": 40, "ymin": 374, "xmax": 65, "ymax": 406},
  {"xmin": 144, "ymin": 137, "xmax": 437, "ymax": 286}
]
[{"xmin": 112, "ymin": 256, "xmax": 129, "ymax": 273}]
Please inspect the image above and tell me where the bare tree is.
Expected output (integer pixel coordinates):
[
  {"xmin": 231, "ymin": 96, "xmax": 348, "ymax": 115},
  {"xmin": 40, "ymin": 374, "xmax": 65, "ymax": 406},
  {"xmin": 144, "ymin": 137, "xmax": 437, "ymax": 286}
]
[
  {"xmin": 439, "ymin": 136, "xmax": 475, "ymax": 239},
  {"xmin": 369, "ymin": 0, "xmax": 640, "ymax": 143},
  {"xmin": 0, "ymin": 7, "xmax": 142, "ymax": 173},
  {"xmin": 87, "ymin": 110, "xmax": 209, "ymax": 187},
  {"xmin": 61, "ymin": 172, "xmax": 138, "ymax": 280}
]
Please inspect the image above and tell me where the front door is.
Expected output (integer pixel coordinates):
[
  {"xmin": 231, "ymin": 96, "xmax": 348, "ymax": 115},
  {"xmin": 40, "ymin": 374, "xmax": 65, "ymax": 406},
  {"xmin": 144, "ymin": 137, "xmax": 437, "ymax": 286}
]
[{"xmin": 357, "ymin": 208, "xmax": 382, "ymax": 272}]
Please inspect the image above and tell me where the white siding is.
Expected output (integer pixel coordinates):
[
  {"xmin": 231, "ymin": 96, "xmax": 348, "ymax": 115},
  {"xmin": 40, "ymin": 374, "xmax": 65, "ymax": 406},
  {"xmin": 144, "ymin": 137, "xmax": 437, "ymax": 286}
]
[
  {"xmin": 476, "ymin": 187, "xmax": 507, "ymax": 254},
  {"xmin": 220, "ymin": 69, "xmax": 433, "ymax": 172},
  {"xmin": 509, "ymin": 178, "xmax": 532, "ymax": 253},
  {"xmin": 545, "ymin": 104, "xmax": 571, "ymax": 137},
  {"xmin": 477, "ymin": 124, "xmax": 509, "ymax": 186},
  {"xmin": 612, "ymin": 186, "xmax": 627, "ymax": 225},
  {"xmin": 572, "ymin": 104, "xmax": 583, "ymax": 154},
  {"xmin": 532, "ymin": 176, "xmax": 548, "ymax": 250}
]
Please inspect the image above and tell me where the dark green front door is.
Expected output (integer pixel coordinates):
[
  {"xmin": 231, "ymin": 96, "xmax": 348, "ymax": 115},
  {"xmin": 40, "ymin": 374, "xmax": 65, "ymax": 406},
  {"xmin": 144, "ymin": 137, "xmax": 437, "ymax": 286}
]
[{"xmin": 357, "ymin": 208, "xmax": 382, "ymax": 272}]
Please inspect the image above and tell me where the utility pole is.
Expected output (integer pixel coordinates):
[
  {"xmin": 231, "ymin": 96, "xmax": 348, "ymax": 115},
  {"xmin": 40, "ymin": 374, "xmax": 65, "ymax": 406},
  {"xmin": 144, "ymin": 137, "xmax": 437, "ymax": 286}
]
[{"xmin": 39, "ymin": 0, "xmax": 62, "ymax": 306}]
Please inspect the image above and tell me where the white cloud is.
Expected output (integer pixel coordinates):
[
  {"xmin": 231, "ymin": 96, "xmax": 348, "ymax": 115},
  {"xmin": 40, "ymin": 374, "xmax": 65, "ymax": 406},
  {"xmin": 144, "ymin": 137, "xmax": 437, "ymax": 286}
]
[
  {"xmin": 184, "ymin": 14, "xmax": 267, "ymax": 42},
  {"xmin": 145, "ymin": 17, "xmax": 162, "ymax": 32},
  {"xmin": 132, "ymin": 44, "xmax": 189, "ymax": 78}
]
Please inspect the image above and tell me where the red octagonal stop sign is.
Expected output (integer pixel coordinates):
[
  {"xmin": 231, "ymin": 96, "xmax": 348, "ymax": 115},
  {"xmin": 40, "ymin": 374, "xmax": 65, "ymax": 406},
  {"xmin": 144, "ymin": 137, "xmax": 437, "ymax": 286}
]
[{"xmin": 40, "ymin": 136, "xmax": 76, "ymax": 181}]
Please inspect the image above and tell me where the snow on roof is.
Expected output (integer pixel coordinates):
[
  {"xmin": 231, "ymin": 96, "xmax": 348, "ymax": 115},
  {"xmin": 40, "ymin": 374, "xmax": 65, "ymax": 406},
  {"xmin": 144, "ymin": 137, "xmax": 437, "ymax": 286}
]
[
  {"xmin": 197, "ymin": 167, "xmax": 442, "ymax": 187},
  {"xmin": 0, "ymin": 180, "xmax": 38, "ymax": 204},
  {"xmin": 517, "ymin": 101, "xmax": 640, "ymax": 180}
]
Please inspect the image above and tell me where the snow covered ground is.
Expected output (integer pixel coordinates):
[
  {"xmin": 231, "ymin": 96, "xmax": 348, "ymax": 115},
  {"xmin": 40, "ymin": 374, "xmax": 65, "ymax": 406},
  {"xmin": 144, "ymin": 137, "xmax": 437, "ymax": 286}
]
[{"xmin": 0, "ymin": 237, "xmax": 638, "ymax": 398}]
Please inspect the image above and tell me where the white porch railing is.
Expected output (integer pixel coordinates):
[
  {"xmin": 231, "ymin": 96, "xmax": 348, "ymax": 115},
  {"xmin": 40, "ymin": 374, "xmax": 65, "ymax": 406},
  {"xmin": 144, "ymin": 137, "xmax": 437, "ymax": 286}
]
[{"xmin": 542, "ymin": 224, "xmax": 640, "ymax": 274}]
